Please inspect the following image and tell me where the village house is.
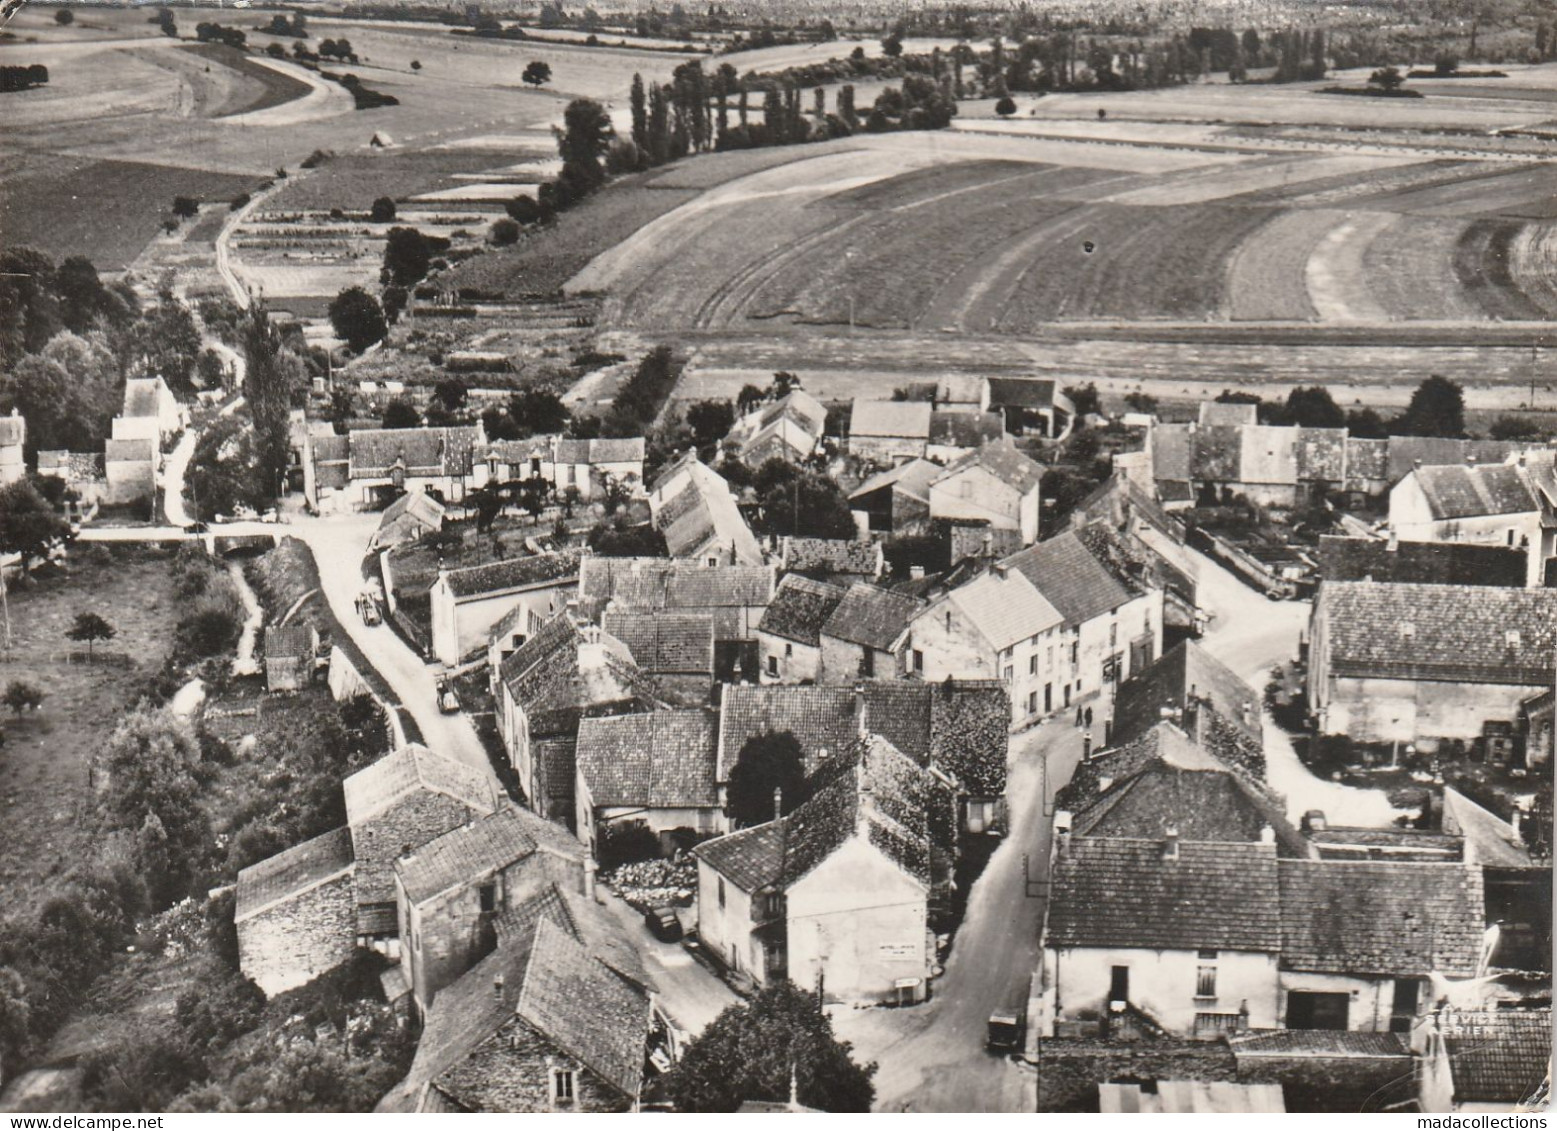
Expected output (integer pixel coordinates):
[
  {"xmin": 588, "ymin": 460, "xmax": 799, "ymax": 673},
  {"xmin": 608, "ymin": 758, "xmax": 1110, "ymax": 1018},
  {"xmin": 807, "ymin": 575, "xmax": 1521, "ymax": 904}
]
[
  {"xmin": 1111, "ymin": 640, "xmax": 1266, "ymax": 777},
  {"xmin": 933, "ymin": 376, "xmax": 991, "ymax": 415},
  {"xmin": 926, "ymin": 412, "xmax": 1005, "ymax": 464},
  {"xmin": 777, "ymin": 536, "xmax": 884, "ymax": 584},
  {"xmin": 847, "ymin": 458, "xmax": 940, "ymax": 535},
  {"xmin": 1307, "ymin": 582, "xmax": 1557, "ymax": 748},
  {"xmin": 304, "ymin": 423, "xmax": 486, "ymax": 513},
  {"xmin": 429, "ymin": 549, "xmax": 582, "ymax": 666},
  {"xmin": 987, "ymin": 377, "xmax": 1074, "ymax": 439},
  {"xmin": 1414, "ymin": 1008, "xmax": 1552, "ymax": 1113},
  {"xmin": 1389, "ymin": 460, "xmax": 1557, "ymax": 587},
  {"xmin": 342, "ymin": 742, "xmax": 500, "ymax": 945},
  {"xmin": 757, "ymin": 574, "xmax": 846, "ymax": 684},
  {"xmin": 907, "ymin": 564, "xmax": 1065, "ymax": 724},
  {"xmin": 693, "ymin": 734, "xmax": 954, "ymax": 1004},
  {"xmin": 263, "ymin": 623, "xmax": 319, "ymax": 692},
  {"xmin": 368, "ymin": 490, "xmax": 446, "ymax": 553},
  {"xmin": 386, "ymin": 907, "xmax": 654, "ymax": 1113},
  {"xmin": 474, "ymin": 435, "xmax": 552, "ymax": 486},
  {"xmin": 395, "ymin": 804, "xmax": 588, "ymax": 1018},
  {"xmin": 574, "ymin": 708, "xmax": 723, "ymax": 860},
  {"xmin": 927, "ymin": 441, "xmax": 1045, "ymax": 547},
  {"xmin": 818, "ymin": 582, "xmax": 922, "ymax": 682},
  {"xmin": 0, "ymin": 412, "xmax": 24, "ymax": 484},
  {"xmin": 597, "ymin": 609, "xmax": 717, "ymax": 702},
  {"xmin": 848, "ymin": 399, "xmax": 933, "ymax": 463},
  {"xmin": 234, "ymin": 827, "xmax": 357, "ymax": 996},
  {"xmin": 104, "ymin": 437, "xmax": 156, "ymax": 506},
  {"xmin": 494, "ymin": 615, "xmax": 664, "ymax": 823},
  {"xmin": 550, "ymin": 437, "xmax": 646, "ymax": 500},
  {"xmin": 726, "ymin": 390, "xmax": 828, "ymax": 467},
  {"xmin": 111, "ymin": 375, "xmax": 184, "ymax": 447},
  {"xmin": 1316, "ymin": 534, "xmax": 1530, "ymax": 589},
  {"xmin": 647, "ymin": 452, "xmax": 764, "ymax": 566}
]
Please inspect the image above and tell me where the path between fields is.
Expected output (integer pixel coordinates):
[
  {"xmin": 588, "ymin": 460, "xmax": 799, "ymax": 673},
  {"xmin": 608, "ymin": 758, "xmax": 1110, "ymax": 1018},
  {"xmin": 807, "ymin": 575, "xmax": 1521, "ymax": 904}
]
[{"xmin": 222, "ymin": 56, "xmax": 355, "ymax": 128}]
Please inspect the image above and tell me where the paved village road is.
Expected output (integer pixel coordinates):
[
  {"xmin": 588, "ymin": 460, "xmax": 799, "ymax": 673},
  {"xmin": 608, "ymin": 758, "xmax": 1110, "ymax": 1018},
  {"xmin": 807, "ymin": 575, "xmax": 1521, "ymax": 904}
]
[{"xmin": 831, "ymin": 714, "xmax": 1087, "ymax": 1112}]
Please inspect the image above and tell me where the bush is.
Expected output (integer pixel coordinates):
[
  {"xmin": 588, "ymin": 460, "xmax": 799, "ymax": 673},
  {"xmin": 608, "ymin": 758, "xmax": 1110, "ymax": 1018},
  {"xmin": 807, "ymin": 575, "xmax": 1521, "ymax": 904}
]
[
  {"xmin": 598, "ymin": 822, "xmax": 663, "ymax": 868},
  {"xmin": 488, "ymin": 217, "xmax": 521, "ymax": 246}
]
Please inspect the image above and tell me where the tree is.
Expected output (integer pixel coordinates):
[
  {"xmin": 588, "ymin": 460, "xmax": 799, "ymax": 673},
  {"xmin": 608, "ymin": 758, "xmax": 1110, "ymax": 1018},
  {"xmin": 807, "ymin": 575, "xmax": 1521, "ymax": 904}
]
[
  {"xmin": 522, "ymin": 60, "xmax": 553, "ymax": 88},
  {"xmin": 665, "ymin": 981, "xmax": 876, "ymax": 1112},
  {"xmin": 0, "ymin": 480, "xmax": 68, "ymax": 575},
  {"xmin": 556, "ymin": 98, "xmax": 614, "ymax": 203},
  {"xmin": 241, "ymin": 303, "xmax": 292, "ymax": 501},
  {"xmin": 369, "ymin": 196, "xmax": 396, "ymax": 223},
  {"xmin": 1065, "ymin": 382, "xmax": 1101, "ymax": 418},
  {"xmin": 326, "ymin": 386, "xmax": 356, "ymax": 434},
  {"xmin": 1123, "ymin": 391, "xmax": 1158, "ymax": 415},
  {"xmin": 66, "ymin": 612, "xmax": 115, "ymax": 661},
  {"xmin": 184, "ymin": 415, "xmax": 264, "ymax": 520},
  {"xmin": 736, "ymin": 383, "xmax": 766, "ymax": 416},
  {"xmin": 1283, "ymin": 385, "xmax": 1344, "ymax": 429},
  {"xmin": 157, "ymin": 8, "xmax": 176, "ymax": 36},
  {"xmin": 994, "ymin": 95, "xmax": 1017, "ymax": 116},
  {"xmin": 431, "ymin": 377, "xmax": 468, "ymax": 415},
  {"xmin": 881, "ymin": 33, "xmax": 903, "ymax": 57},
  {"xmin": 489, "ymin": 217, "xmax": 520, "ymax": 246},
  {"xmin": 2, "ymin": 679, "xmax": 44, "ymax": 716},
  {"xmin": 726, "ymin": 732, "xmax": 808, "ymax": 828},
  {"xmin": 382, "ymin": 397, "xmax": 421, "ymax": 430},
  {"xmin": 171, "ymin": 196, "xmax": 199, "ymax": 220},
  {"xmin": 630, "ymin": 73, "xmax": 649, "ymax": 151},
  {"xmin": 1398, "ymin": 375, "xmax": 1465, "ymax": 438},
  {"xmin": 55, "ymin": 8, "xmax": 73, "ymax": 24},
  {"xmin": 1488, "ymin": 414, "xmax": 1546, "ymax": 441},
  {"xmin": 382, "ymin": 227, "xmax": 437, "ymax": 287},
  {"xmin": 410, "ymin": 59, "xmax": 421, "ymax": 70},
  {"xmin": 1368, "ymin": 65, "xmax": 1405, "ymax": 92},
  {"xmin": 327, "ymin": 286, "xmax": 387, "ymax": 354},
  {"xmin": 1434, "ymin": 55, "xmax": 1459, "ymax": 76},
  {"xmin": 686, "ymin": 400, "xmax": 735, "ymax": 448},
  {"xmin": 509, "ymin": 388, "xmax": 568, "ymax": 436},
  {"xmin": 515, "ymin": 477, "xmax": 551, "ymax": 521}
]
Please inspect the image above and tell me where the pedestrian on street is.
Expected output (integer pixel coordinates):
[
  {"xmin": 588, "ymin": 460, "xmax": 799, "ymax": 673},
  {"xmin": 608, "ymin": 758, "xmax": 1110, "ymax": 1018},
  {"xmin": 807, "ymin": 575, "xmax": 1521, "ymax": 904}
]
[
  {"xmin": 1075, "ymin": 705, "xmax": 1084, "ymax": 728},
  {"xmin": 1084, "ymin": 705, "xmax": 1094, "ymax": 728}
]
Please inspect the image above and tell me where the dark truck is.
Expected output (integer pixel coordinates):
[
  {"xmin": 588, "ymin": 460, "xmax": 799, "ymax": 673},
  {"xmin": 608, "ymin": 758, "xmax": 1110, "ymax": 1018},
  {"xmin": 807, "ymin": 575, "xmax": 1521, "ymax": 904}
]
[{"xmin": 987, "ymin": 977, "xmax": 1030, "ymax": 1053}]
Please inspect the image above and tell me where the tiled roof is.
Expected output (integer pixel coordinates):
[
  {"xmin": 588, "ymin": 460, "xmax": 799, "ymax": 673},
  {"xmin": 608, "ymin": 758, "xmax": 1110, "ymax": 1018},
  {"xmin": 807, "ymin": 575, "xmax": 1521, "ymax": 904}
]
[
  {"xmin": 933, "ymin": 441, "xmax": 1045, "ymax": 494},
  {"xmin": 1409, "ymin": 463, "xmax": 1537, "ymax": 520},
  {"xmin": 1439, "ymin": 1009, "xmax": 1552, "ymax": 1104},
  {"xmin": 943, "ymin": 568, "xmax": 1063, "ymax": 650},
  {"xmin": 821, "ymin": 582, "xmax": 921, "ymax": 651},
  {"xmin": 1191, "ymin": 425, "xmax": 1243, "ymax": 481},
  {"xmin": 1276, "ymin": 859, "xmax": 1484, "ymax": 976},
  {"xmin": 378, "ymin": 490, "xmax": 445, "ymax": 531},
  {"xmin": 758, "ymin": 575, "xmax": 847, "ymax": 646},
  {"xmin": 1316, "ymin": 582, "xmax": 1557, "ymax": 686},
  {"xmin": 848, "ymin": 458, "xmax": 941, "ymax": 503},
  {"xmin": 1294, "ymin": 427, "xmax": 1348, "ymax": 482},
  {"xmin": 121, "ymin": 377, "xmax": 167, "ymax": 419},
  {"xmin": 925, "ymin": 679, "xmax": 1010, "ymax": 797},
  {"xmin": 1228, "ymin": 1031, "xmax": 1409, "ymax": 1059},
  {"xmin": 343, "ymin": 743, "xmax": 497, "ymax": 828},
  {"xmin": 1317, "ymin": 536, "xmax": 1529, "ymax": 588},
  {"xmin": 935, "ymin": 375, "xmax": 987, "ymax": 405},
  {"xmin": 599, "ymin": 610, "xmax": 715, "ymax": 673},
  {"xmin": 1345, "ymin": 437, "xmax": 1390, "ymax": 481},
  {"xmin": 1441, "ymin": 787, "xmax": 1533, "ymax": 868},
  {"xmin": 1060, "ymin": 722, "xmax": 1227, "ymax": 812},
  {"xmin": 234, "ymin": 826, "xmax": 354, "ymax": 923},
  {"xmin": 986, "ymin": 377, "xmax": 1057, "ymax": 410},
  {"xmin": 264, "ymin": 623, "xmax": 316, "ymax": 660},
  {"xmin": 717, "ymin": 684, "xmax": 861, "ymax": 780},
  {"xmin": 1151, "ymin": 424, "xmax": 1194, "ymax": 483},
  {"xmin": 1387, "ymin": 438, "xmax": 1523, "ymax": 484},
  {"xmin": 849, "ymin": 399, "xmax": 932, "ymax": 439},
  {"xmin": 929, "ymin": 411, "xmax": 1004, "ymax": 450},
  {"xmin": 665, "ymin": 564, "xmax": 775, "ymax": 609},
  {"xmin": 576, "ymin": 709, "xmax": 719, "ymax": 808},
  {"xmin": 1199, "ymin": 401, "xmax": 1258, "ymax": 427},
  {"xmin": 442, "ymin": 549, "xmax": 583, "ymax": 599},
  {"xmin": 583, "ymin": 436, "xmax": 645, "ymax": 464},
  {"xmin": 484, "ymin": 435, "xmax": 554, "ymax": 464},
  {"xmin": 1005, "ymin": 531, "xmax": 1140, "ymax": 627},
  {"xmin": 1113, "ymin": 640, "xmax": 1262, "ymax": 749},
  {"xmin": 397, "ymin": 805, "xmax": 583, "ymax": 906},
  {"xmin": 781, "ymin": 537, "xmax": 881, "ymax": 578},
  {"xmin": 494, "ymin": 883, "xmax": 652, "ymax": 992},
  {"xmin": 1047, "ymin": 838, "xmax": 1282, "ymax": 951},
  {"xmin": 348, "ymin": 425, "xmax": 483, "ymax": 478}
]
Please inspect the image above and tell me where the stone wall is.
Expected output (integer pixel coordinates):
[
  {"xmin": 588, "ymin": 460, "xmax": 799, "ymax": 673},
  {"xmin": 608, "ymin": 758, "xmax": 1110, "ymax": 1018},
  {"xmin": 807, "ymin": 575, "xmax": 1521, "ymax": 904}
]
[{"xmin": 238, "ymin": 871, "xmax": 356, "ymax": 997}]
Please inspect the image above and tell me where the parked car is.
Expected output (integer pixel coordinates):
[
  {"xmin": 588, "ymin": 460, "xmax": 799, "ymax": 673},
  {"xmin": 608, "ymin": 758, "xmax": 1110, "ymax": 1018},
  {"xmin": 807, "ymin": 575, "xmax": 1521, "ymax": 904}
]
[
  {"xmin": 987, "ymin": 978, "xmax": 1029, "ymax": 1053},
  {"xmin": 436, "ymin": 681, "xmax": 460, "ymax": 714},
  {"xmin": 644, "ymin": 906, "xmax": 683, "ymax": 943},
  {"xmin": 358, "ymin": 594, "xmax": 381, "ymax": 626}
]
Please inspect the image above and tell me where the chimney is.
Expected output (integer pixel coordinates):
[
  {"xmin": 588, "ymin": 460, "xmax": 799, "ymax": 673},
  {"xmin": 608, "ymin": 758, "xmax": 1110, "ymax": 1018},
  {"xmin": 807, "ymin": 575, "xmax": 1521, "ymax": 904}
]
[
  {"xmin": 1162, "ymin": 825, "xmax": 1180, "ymax": 861},
  {"xmin": 493, "ymin": 973, "xmax": 505, "ymax": 1000},
  {"xmin": 584, "ymin": 858, "xmax": 597, "ymax": 900},
  {"xmin": 1414, "ymin": 458, "xmax": 1422, "ymax": 471},
  {"xmin": 854, "ymin": 681, "xmax": 868, "ymax": 734},
  {"xmin": 1386, "ymin": 528, "xmax": 1399, "ymax": 552},
  {"xmin": 1466, "ymin": 452, "xmax": 1477, "ymax": 467},
  {"xmin": 1301, "ymin": 810, "xmax": 1327, "ymax": 833},
  {"xmin": 1259, "ymin": 824, "xmax": 1276, "ymax": 845},
  {"xmin": 773, "ymin": 786, "xmax": 784, "ymax": 823},
  {"xmin": 910, "ymin": 565, "xmax": 925, "ymax": 580},
  {"xmin": 982, "ymin": 530, "xmax": 994, "ymax": 557},
  {"xmin": 993, "ymin": 562, "xmax": 1009, "ymax": 579}
]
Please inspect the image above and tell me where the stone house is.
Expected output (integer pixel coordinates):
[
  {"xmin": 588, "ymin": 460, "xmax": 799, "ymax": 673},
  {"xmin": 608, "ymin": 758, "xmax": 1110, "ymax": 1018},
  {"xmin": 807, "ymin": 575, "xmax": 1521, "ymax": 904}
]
[
  {"xmin": 598, "ymin": 609, "xmax": 717, "ymax": 703},
  {"xmin": 550, "ymin": 437, "xmax": 646, "ymax": 500},
  {"xmin": 933, "ymin": 376, "xmax": 992, "ymax": 415},
  {"xmin": 1111, "ymin": 640, "xmax": 1266, "ymax": 778},
  {"xmin": 388, "ymin": 907, "xmax": 653, "ymax": 1113},
  {"xmin": 987, "ymin": 377, "xmax": 1073, "ymax": 439},
  {"xmin": 1415, "ymin": 1008, "xmax": 1551, "ymax": 1113},
  {"xmin": 1307, "ymin": 582, "xmax": 1557, "ymax": 747},
  {"xmin": 693, "ymin": 734, "xmax": 955, "ymax": 1004},
  {"xmin": 574, "ymin": 708, "xmax": 722, "ymax": 859},
  {"xmin": 848, "ymin": 400, "xmax": 932, "ymax": 463},
  {"xmin": 0, "ymin": 412, "xmax": 24, "ymax": 484},
  {"xmin": 1389, "ymin": 461, "xmax": 1557, "ymax": 588},
  {"xmin": 234, "ymin": 827, "xmax": 356, "ymax": 996},
  {"xmin": 928, "ymin": 440, "xmax": 1045, "ymax": 547},
  {"xmin": 395, "ymin": 804, "xmax": 588, "ymax": 1018},
  {"xmin": 726, "ymin": 390, "xmax": 828, "ymax": 467},
  {"xmin": 112, "ymin": 376, "xmax": 184, "ymax": 447},
  {"xmin": 263, "ymin": 623, "xmax": 319, "ymax": 692},
  {"xmin": 368, "ymin": 490, "xmax": 446, "ymax": 553},
  {"xmin": 848, "ymin": 458, "xmax": 940, "ymax": 535},
  {"xmin": 104, "ymin": 438, "xmax": 156, "ymax": 506},
  {"xmin": 305, "ymin": 423, "xmax": 486, "ymax": 513},
  {"xmin": 647, "ymin": 453, "xmax": 763, "ymax": 566},
  {"xmin": 36, "ymin": 451, "xmax": 107, "ymax": 507},
  {"xmin": 757, "ymin": 574, "xmax": 847, "ymax": 684},
  {"xmin": 343, "ymin": 743, "xmax": 500, "ymax": 943},
  {"xmin": 473, "ymin": 434, "xmax": 553, "ymax": 487},
  {"xmin": 430, "ymin": 549, "xmax": 582, "ymax": 666},
  {"xmin": 817, "ymin": 582, "xmax": 922, "ymax": 681},
  {"xmin": 495, "ymin": 615, "xmax": 663, "ymax": 823}
]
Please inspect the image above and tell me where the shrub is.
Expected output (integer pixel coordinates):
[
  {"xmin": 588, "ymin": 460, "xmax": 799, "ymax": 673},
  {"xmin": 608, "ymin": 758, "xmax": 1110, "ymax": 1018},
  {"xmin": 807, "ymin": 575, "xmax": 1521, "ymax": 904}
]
[{"xmin": 488, "ymin": 217, "xmax": 521, "ymax": 246}]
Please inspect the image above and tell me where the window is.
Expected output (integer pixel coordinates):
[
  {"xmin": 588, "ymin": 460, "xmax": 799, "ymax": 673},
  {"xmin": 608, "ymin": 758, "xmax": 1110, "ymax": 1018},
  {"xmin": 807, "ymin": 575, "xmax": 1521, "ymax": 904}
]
[
  {"xmin": 767, "ymin": 655, "xmax": 778, "ymax": 677},
  {"xmin": 551, "ymin": 1068, "xmax": 575, "ymax": 1105},
  {"xmin": 478, "ymin": 883, "xmax": 496, "ymax": 914},
  {"xmin": 784, "ymin": 642, "xmax": 793, "ymax": 658},
  {"xmin": 1070, "ymin": 641, "xmax": 1079, "ymax": 665},
  {"xmin": 1198, "ymin": 949, "xmax": 1218, "ymax": 961},
  {"xmin": 1046, "ymin": 645, "xmax": 1054, "ymax": 669},
  {"xmin": 860, "ymin": 649, "xmax": 875, "ymax": 677},
  {"xmin": 1028, "ymin": 691, "xmax": 1038, "ymax": 714},
  {"xmin": 912, "ymin": 649, "xmax": 924, "ymax": 674},
  {"xmin": 1029, "ymin": 655, "xmax": 1038, "ymax": 676},
  {"xmin": 1003, "ymin": 666, "xmax": 1013, "ymax": 684},
  {"xmin": 1195, "ymin": 966, "xmax": 1217, "ymax": 999},
  {"xmin": 717, "ymin": 878, "xmax": 726, "ymax": 908}
]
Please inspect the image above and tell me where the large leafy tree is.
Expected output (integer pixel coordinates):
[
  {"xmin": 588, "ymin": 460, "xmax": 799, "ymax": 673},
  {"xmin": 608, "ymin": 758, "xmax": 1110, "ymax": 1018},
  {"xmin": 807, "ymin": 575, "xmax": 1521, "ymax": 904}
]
[
  {"xmin": 184, "ymin": 415, "xmax": 265, "ymax": 520},
  {"xmin": 752, "ymin": 461, "xmax": 855, "ymax": 540},
  {"xmin": 1283, "ymin": 385, "xmax": 1345, "ymax": 429},
  {"xmin": 1396, "ymin": 375, "xmax": 1465, "ymax": 438},
  {"xmin": 665, "ymin": 981, "xmax": 877, "ymax": 1112},
  {"xmin": 726, "ymin": 731, "xmax": 808, "ymax": 828},
  {"xmin": 66, "ymin": 611, "xmax": 116, "ymax": 661},
  {"xmin": 556, "ymin": 98, "xmax": 614, "ymax": 203},
  {"xmin": 122, "ymin": 301, "xmax": 203, "ymax": 396},
  {"xmin": 242, "ymin": 302, "xmax": 293, "ymax": 502},
  {"xmin": 0, "ymin": 479, "xmax": 69, "ymax": 574},
  {"xmin": 327, "ymin": 286, "xmax": 387, "ymax": 354}
]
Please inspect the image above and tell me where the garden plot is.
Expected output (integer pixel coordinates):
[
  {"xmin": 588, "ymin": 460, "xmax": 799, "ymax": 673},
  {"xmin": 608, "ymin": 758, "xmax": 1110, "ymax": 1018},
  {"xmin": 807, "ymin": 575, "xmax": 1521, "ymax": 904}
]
[{"xmin": 233, "ymin": 262, "xmax": 379, "ymax": 298}]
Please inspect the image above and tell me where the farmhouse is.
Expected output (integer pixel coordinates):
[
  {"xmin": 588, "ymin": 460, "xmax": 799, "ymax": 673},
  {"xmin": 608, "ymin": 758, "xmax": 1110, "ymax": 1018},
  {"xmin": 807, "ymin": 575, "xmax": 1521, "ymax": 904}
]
[
  {"xmin": 847, "ymin": 458, "xmax": 940, "ymax": 535},
  {"xmin": 693, "ymin": 734, "xmax": 953, "ymax": 1004},
  {"xmin": 1389, "ymin": 460, "xmax": 1557, "ymax": 587},
  {"xmin": 369, "ymin": 490, "xmax": 446, "ymax": 552},
  {"xmin": 647, "ymin": 452, "xmax": 763, "ymax": 566},
  {"xmin": 263, "ymin": 623, "xmax": 319, "ymax": 692},
  {"xmin": 394, "ymin": 804, "xmax": 588, "ymax": 1018},
  {"xmin": 818, "ymin": 582, "xmax": 922, "ymax": 682},
  {"xmin": 757, "ymin": 574, "xmax": 846, "ymax": 684},
  {"xmin": 986, "ymin": 377, "xmax": 1073, "ymax": 440},
  {"xmin": 429, "ymin": 549, "xmax": 582, "ymax": 666},
  {"xmin": 1307, "ymin": 582, "xmax": 1557, "ymax": 747},
  {"xmin": 927, "ymin": 440, "xmax": 1045, "ymax": 547},
  {"xmin": 305, "ymin": 423, "xmax": 486, "ymax": 512},
  {"xmin": 574, "ymin": 708, "xmax": 722, "ymax": 860},
  {"xmin": 0, "ymin": 412, "xmax": 24, "ymax": 484},
  {"xmin": 726, "ymin": 390, "xmax": 828, "ymax": 467},
  {"xmin": 848, "ymin": 399, "xmax": 932, "ymax": 463},
  {"xmin": 926, "ymin": 411, "xmax": 1005, "ymax": 463},
  {"xmin": 234, "ymin": 826, "xmax": 357, "ymax": 996}
]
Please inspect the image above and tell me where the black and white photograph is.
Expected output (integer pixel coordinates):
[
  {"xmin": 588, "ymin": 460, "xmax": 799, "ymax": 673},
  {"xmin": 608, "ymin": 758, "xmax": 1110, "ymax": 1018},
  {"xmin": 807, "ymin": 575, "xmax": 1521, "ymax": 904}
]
[{"xmin": 0, "ymin": 0, "xmax": 1551, "ymax": 1116}]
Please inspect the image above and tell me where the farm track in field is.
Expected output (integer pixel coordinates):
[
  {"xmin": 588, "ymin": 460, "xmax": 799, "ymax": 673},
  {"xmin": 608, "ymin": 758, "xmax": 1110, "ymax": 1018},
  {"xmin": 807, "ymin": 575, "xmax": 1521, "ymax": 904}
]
[
  {"xmin": 692, "ymin": 212, "xmax": 873, "ymax": 330},
  {"xmin": 1305, "ymin": 211, "xmax": 1396, "ymax": 322}
]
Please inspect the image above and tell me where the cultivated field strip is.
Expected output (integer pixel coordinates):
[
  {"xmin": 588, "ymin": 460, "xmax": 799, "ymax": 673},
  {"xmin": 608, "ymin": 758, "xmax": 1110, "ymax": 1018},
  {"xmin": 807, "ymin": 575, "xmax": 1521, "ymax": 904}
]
[
  {"xmin": 1305, "ymin": 211, "xmax": 1397, "ymax": 322},
  {"xmin": 1362, "ymin": 162, "xmax": 1557, "ymax": 218},
  {"xmin": 1226, "ymin": 209, "xmax": 1337, "ymax": 321},
  {"xmin": 1453, "ymin": 220, "xmax": 1553, "ymax": 321},
  {"xmin": 1361, "ymin": 215, "xmax": 1487, "ymax": 322},
  {"xmin": 1508, "ymin": 225, "xmax": 1557, "ymax": 318},
  {"xmin": 1100, "ymin": 152, "xmax": 1410, "ymax": 207},
  {"xmin": 1225, "ymin": 157, "xmax": 1468, "ymax": 209}
]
